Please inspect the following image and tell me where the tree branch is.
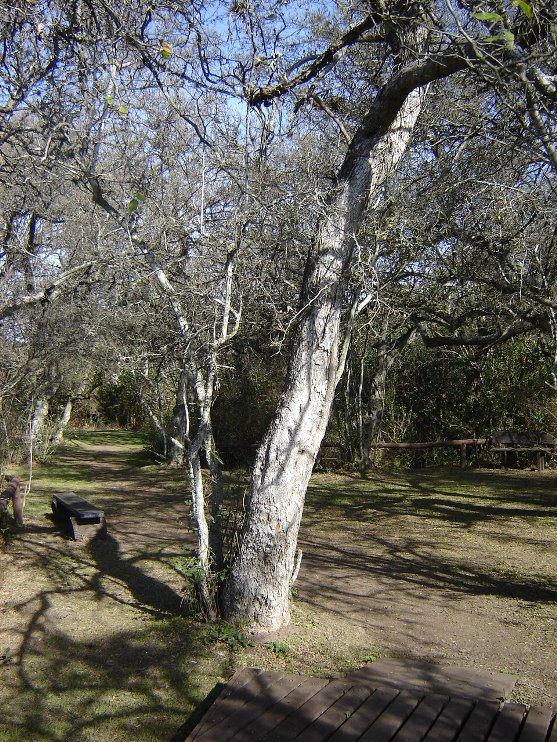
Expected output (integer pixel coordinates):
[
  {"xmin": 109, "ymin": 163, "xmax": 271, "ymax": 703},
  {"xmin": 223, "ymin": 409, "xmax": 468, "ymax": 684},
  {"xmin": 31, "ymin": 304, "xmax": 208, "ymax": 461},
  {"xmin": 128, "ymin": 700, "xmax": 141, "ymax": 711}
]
[
  {"xmin": 246, "ymin": 14, "xmax": 382, "ymax": 106},
  {"xmin": 0, "ymin": 262, "xmax": 94, "ymax": 320}
]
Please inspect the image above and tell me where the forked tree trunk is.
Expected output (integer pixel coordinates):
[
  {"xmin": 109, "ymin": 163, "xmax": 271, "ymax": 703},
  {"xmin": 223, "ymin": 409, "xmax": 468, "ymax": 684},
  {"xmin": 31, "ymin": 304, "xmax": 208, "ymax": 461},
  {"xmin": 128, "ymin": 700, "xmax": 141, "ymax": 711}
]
[
  {"xmin": 221, "ymin": 84, "xmax": 427, "ymax": 632},
  {"xmin": 51, "ymin": 398, "xmax": 73, "ymax": 446}
]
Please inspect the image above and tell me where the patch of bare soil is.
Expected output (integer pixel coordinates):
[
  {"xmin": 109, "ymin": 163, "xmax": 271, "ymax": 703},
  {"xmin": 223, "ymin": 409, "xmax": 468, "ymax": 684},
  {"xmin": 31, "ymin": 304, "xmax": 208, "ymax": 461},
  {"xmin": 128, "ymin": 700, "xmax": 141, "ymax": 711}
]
[
  {"xmin": 1, "ymin": 438, "xmax": 556, "ymax": 740},
  {"xmin": 291, "ymin": 470, "xmax": 557, "ymax": 709}
]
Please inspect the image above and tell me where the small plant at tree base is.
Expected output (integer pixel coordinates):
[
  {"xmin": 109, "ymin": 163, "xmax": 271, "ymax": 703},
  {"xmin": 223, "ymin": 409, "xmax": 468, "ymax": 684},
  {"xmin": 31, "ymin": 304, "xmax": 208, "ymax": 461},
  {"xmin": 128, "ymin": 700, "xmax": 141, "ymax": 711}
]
[
  {"xmin": 204, "ymin": 623, "xmax": 253, "ymax": 649},
  {"xmin": 266, "ymin": 641, "xmax": 289, "ymax": 655},
  {"xmin": 172, "ymin": 555, "xmax": 227, "ymax": 619}
]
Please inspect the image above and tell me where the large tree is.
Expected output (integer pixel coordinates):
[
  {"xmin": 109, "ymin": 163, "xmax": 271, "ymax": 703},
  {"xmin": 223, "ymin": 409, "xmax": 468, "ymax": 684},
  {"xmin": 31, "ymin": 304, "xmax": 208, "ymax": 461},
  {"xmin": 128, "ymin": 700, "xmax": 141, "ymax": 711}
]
[
  {"xmin": 1, "ymin": 0, "xmax": 555, "ymax": 633},
  {"xmin": 220, "ymin": 1, "xmax": 557, "ymax": 630}
]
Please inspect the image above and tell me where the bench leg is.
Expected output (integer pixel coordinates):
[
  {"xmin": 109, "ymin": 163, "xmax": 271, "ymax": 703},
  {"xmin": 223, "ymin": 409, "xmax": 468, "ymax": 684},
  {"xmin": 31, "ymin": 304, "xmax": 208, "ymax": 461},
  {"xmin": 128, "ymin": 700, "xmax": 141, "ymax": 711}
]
[
  {"xmin": 69, "ymin": 517, "xmax": 83, "ymax": 541},
  {"xmin": 51, "ymin": 498, "xmax": 66, "ymax": 521},
  {"xmin": 70, "ymin": 516, "xmax": 106, "ymax": 541}
]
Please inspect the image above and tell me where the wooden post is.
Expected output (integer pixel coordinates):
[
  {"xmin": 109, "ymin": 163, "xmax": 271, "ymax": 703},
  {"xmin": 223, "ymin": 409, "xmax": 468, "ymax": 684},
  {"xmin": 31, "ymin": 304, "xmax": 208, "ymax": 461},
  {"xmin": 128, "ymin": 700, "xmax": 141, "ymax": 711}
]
[{"xmin": 3, "ymin": 475, "xmax": 23, "ymax": 526}]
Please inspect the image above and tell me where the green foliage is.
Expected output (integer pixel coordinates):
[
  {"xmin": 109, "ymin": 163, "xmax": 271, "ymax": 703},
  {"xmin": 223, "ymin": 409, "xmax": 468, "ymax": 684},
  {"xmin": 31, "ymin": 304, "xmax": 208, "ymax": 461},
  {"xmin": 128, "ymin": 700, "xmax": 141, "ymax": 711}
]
[
  {"xmin": 266, "ymin": 640, "xmax": 289, "ymax": 655},
  {"xmin": 377, "ymin": 336, "xmax": 557, "ymax": 466},
  {"xmin": 96, "ymin": 371, "xmax": 146, "ymax": 428},
  {"xmin": 473, "ymin": 11, "xmax": 504, "ymax": 22},
  {"xmin": 159, "ymin": 40, "xmax": 172, "ymax": 59},
  {"xmin": 103, "ymin": 95, "xmax": 128, "ymax": 116},
  {"xmin": 173, "ymin": 556, "xmax": 205, "ymax": 586},
  {"xmin": 204, "ymin": 623, "xmax": 253, "ymax": 649},
  {"xmin": 172, "ymin": 555, "xmax": 230, "ymax": 618},
  {"xmin": 512, "ymin": 0, "xmax": 533, "ymax": 19},
  {"xmin": 128, "ymin": 192, "xmax": 146, "ymax": 212}
]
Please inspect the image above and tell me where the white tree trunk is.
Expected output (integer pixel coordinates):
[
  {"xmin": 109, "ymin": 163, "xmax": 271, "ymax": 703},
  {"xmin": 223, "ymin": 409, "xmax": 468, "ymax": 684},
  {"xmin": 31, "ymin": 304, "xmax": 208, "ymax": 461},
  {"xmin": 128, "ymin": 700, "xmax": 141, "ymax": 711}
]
[
  {"xmin": 188, "ymin": 450, "xmax": 217, "ymax": 619},
  {"xmin": 52, "ymin": 398, "xmax": 73, "ymax": 445},
  {"xmin": 221, "ymin": 86, "xmax": 427, "ymax": 632},
  {"xmin": 169, "ymin": 370, "xmax": 188, "ymax": 467},
  {"xmin": 27, "ymin": 397, "xmax": 50, "ymax": 465}
]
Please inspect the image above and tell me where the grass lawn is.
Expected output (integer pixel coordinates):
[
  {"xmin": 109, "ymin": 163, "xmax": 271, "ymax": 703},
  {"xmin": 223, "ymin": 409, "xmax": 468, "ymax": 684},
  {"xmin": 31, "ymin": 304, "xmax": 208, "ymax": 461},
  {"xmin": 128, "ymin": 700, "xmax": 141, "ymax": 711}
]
[{"xmin": 1, "ymin": 431, "xmax": 556, "ymax": 740}]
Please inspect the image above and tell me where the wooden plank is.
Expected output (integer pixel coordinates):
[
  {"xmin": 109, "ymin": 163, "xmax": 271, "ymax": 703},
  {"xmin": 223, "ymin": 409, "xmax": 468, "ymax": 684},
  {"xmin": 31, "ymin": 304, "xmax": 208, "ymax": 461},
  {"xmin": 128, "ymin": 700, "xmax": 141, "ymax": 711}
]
[
  {"xmin": 240, "ymin": 676, "xmax": 329, "ymax": 740},
  {"xmin": 487, "ymin": 702, "xmax": 526, "ymax": 741},
  {"xmin": 372, "ymin": 439, "xmax": 487, "ymax": 450},
  {"xmin": 205, "ymin": 673, "xmax": 307, "ymax": 742},
  {"xmin": 346, "ymin": 660, "xmax": 515, "ymax": 701},
  {"xmin": 517, "ymin": 707, "xmax": 555, "ymax": 741},
  {"xmin": 544, "ymin": 715, "xmax": 557, "ymax": 741},
  {"xmin": 423, "ymin": 696, "xmax": 476, "ymax": 740},
  {"xmin": 359, "ymin": 689, "xmax": 423, "ymax": 742},
  {"xmin": 327, "ymin": 687, "xmax": 400, "ymax": 741},
  {"xmin": 392, "ymin": 694, "xmax": 449, "ymax": 741},
  {"xmin": 183, "ymin": 668, "xmax": 555, "ymax": 742},
  {"xmin": 456, "ymin": 700, "xmax": 500, "ymax": 741},
  {"xmin": 298, "ymin": 684, "xmax": 372, "ymax": 741},
  {"xmin": 186, "ymin": 669, "xmax": 268, "ymax": 740},
  {"xmin": 262, "ymin": 680, "xmax": 353, "ymax": 741}
]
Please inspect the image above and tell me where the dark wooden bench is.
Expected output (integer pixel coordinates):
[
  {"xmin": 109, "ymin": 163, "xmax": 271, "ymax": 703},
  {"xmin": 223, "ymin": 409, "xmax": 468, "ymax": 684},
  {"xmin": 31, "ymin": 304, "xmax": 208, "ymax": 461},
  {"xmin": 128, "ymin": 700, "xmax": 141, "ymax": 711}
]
[
  {"xmin": 51, "ymin": 492, "xmax": 107, "ymax": 541},
  {"xmin": 491, "ymin": 430, "xmax": 555, "ymax": 471}
]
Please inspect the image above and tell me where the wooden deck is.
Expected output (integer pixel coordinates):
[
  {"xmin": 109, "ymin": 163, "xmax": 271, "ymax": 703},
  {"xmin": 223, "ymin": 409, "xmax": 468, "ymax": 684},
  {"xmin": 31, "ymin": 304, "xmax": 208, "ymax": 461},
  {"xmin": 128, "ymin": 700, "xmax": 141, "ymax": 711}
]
[{"xmin": 178, "ymin": 664, "xmax": 556, "ymax": 741}]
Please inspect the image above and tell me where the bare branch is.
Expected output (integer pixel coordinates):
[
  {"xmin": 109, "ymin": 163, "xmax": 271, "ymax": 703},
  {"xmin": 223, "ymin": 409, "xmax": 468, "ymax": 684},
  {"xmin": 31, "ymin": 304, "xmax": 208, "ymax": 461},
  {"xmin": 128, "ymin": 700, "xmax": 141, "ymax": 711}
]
[{"xmin": 0, "ymin": 262, "xmax": 94, "ymax": 321}]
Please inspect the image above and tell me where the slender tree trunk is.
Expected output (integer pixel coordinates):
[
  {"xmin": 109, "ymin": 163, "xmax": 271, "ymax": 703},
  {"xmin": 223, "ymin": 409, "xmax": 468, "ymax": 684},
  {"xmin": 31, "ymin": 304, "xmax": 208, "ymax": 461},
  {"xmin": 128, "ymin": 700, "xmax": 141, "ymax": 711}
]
[
  {"xmin": 52, "ymin": 378, "xmax": 88, "ymax": 446},
  {"xmin": 187, "ymin": 449, "xmax": 217, "ymax": 619},
  {"xmin": 205, "ymin": 432, "xmax": 224, "ymax": 573},
  {"xmin": 52, "ymin": 398, "xmax": 73, "ymax": 445},
  {"xmin": 27, "ymin": 397, "xmax": 49, "ymax": 466},
  {"xmin": 0, "ymin": 397, "xmax": 10, "ymax": 462},
  {"xmin": 221, "ymin": 85, "xmax": 427, "ymax": 632},
  {"xmin": 169, "ymin": 369, "xmax": 187, "ymax": 467},
  {"xmin": 186, "ymin": 363, "xmax": 224, "ymax": 619},
  {"xmin": 361, "ymin": 327, "xmax": 418, "ymax": 468}
]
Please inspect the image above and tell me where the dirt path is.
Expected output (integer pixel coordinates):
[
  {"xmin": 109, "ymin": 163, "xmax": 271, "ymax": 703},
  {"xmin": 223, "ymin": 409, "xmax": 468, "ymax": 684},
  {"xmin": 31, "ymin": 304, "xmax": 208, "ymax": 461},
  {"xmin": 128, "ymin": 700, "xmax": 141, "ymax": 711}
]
[
  {"xmin": 294, "ymin": 474, "xmax": 557, "ymax": 709},
  {"xmin": 1, "ymin": 435, "xmax": 556, "ymax": 740}
]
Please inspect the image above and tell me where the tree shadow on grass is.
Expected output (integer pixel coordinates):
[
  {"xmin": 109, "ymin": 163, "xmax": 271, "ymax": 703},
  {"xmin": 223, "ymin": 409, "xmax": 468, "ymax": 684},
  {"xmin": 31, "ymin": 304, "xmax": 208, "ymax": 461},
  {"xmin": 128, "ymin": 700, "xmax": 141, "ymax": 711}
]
[
  {"xmin": 88, "ymin": 533, "xmax": 183, "ymax": 615},
  {"xmin": 306, "ymin": 469, "xmax": 557, "ymax": 527},
  {"xmin": 299, "ymin": 470, "xmax": 557, "ymax": 632},
  {"xmin": 0, "ymin": 531, "xmax": 237, "ymax": 742},
  {"xmin": 2, "ymin": 590, "xmax": 215, "ymax": 742},
  {"xmin": 298, "ymin": 530, "xmax": 557, "ymax": 608}
]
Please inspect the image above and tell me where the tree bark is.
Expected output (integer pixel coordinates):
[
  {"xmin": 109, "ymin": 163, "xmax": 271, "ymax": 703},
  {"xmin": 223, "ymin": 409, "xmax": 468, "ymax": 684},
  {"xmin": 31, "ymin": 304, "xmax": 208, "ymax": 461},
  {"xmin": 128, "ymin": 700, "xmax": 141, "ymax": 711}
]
[
  {"xmin": 221, "ymin": 84, "xmax": 427, "ymax": 632},
  {"xmin": 168, "ymin": 369, "xmax": 188, "ymax": 467},
  {"xmin": 0, "ymin": 397, "xmax": 11, "ymax": 462},
  {"xmin": 361, "ymin": 327, "xmax": 418, "ymax": 468},
  {"xmin": 27, "ymin": 397, "xmax": 50, "ymax": 466},
  {"xmin": 51, "ymin": 398, "xmax": 73, "ymax": 446}
]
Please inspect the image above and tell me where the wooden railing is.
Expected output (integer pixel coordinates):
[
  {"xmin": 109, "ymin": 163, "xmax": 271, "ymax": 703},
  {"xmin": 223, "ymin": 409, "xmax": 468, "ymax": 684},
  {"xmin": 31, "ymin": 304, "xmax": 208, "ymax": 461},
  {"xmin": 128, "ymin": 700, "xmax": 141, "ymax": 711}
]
[{"xmin": 370, "ymin": 438, "xmax": 487, "ymax": 468}]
